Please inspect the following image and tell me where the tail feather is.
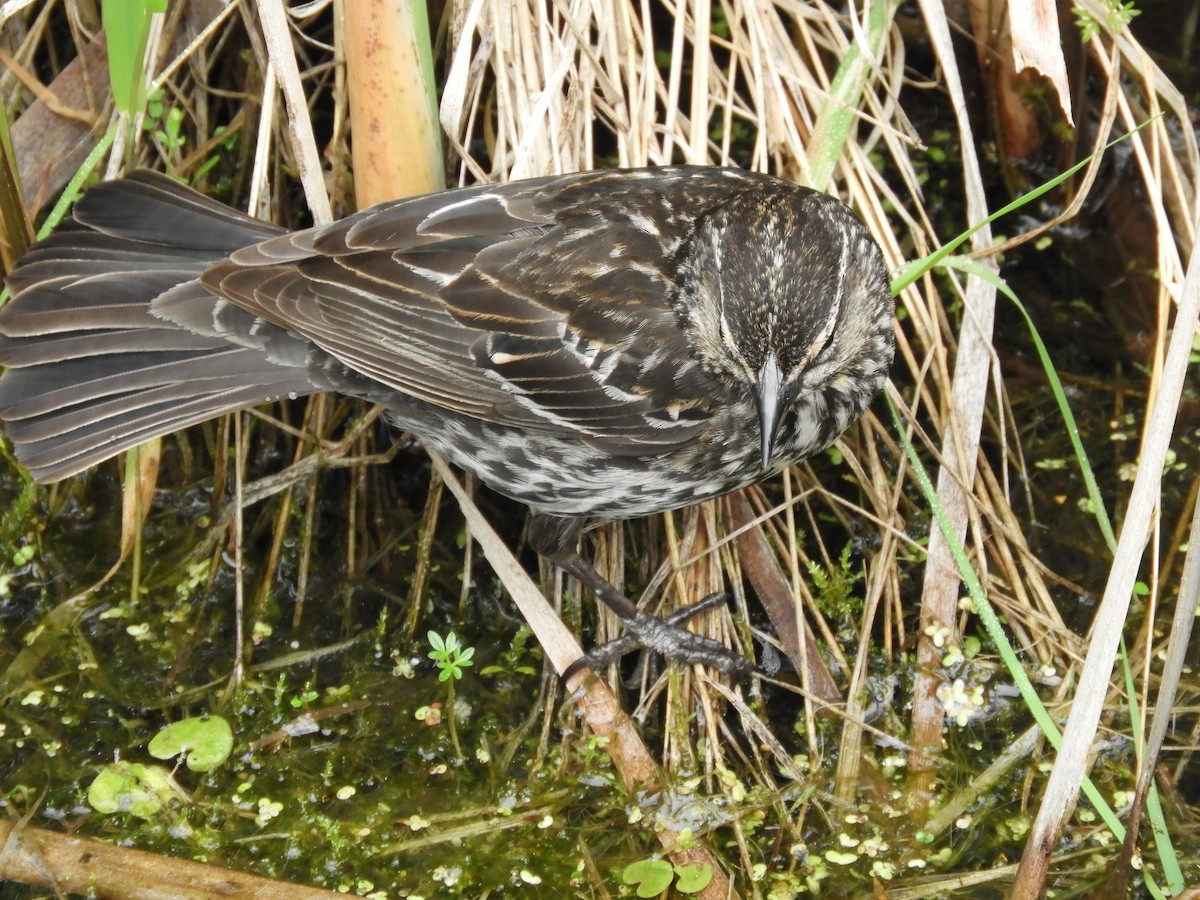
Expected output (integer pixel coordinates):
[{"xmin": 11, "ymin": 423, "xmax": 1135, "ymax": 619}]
[
  {"xmin": 0, "ymin": 327, "xmax": 214, "ymax": 368},
  {"xmin": 9, "ymin": 356, "xmax": 294, "ymax": 441},
  {"xmin": 12, "ymin": 376, "xmax": 309, "ymax": 482},
  {"xmin": 8, "ymin": 231, "xmax": 228, "ymax": 286},
  {"xmin": 0, "ymin": 270, "xmax": 203, "ymax": 337},
  {"xmin": 70, "ymin": 171, "xmax": 283, "ymax": 252},
  {"xmin": 0, "ymin": 172, "xmax": 316, "ymax": 483},
  {"xmin": 0, "ymin": 343, "xmax": 300, "ymax": 419}
]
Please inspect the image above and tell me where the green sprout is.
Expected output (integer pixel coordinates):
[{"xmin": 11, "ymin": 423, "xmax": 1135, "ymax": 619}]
[
  {"xmin": 428, "ymin": 630, "xmax": 474, "ymax": 681},
  {"xmin": 1074, "ymin": 0, "xmax": 1140, "ymax": 42},
  {"xmin": 427, "ymin": 630, "xmax": 475, "ymax": 761}
]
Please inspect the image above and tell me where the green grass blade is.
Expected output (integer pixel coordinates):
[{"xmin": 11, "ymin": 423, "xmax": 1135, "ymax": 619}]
[
  {"xmin": 35, "ymin": 120, "xmax": 120, "ymax": 241},
  {"xmin": 806, "ymin": 0, "xmax": 898, "ymax": 189},
  {"xmin": 886, "ymin": 393, "xmax": 1127, "ymax": 838},
  {"xmin": 890, "ymin": 119, "xmax": 1159, "ymax": 296},
  {"xmin": 1120, "ymin": 637, "xmax": 1185, "ymax": 892},
  {"xmin": 0, "ymin": 119, "xmax": 118, "ymax": 307},
  {"xmin": 933, "ymin": 254, "xmax": 1117, "ymax": 550},
  {"xmin": 102, "ymin": 0, "xmax": 168, "ymax": 114}
]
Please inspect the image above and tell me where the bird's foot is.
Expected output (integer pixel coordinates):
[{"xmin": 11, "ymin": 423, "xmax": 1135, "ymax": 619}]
[
  {"xmin": 563, "ymin": 591, "xmax": 758, "ymax": 681},
  {"xmin": 553, "ymin": 547, "xmax": 759, "ymax": 680}
]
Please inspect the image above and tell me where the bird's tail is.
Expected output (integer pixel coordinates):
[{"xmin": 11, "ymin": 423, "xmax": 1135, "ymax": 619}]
[{"xmin": 0, "ymin": 172, "xmax": 317, "ymax": 483}]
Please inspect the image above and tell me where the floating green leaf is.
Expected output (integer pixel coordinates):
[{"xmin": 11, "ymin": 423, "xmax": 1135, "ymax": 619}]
[
  {"xmin": 673, "ymin": 862, "xmax": 713, "ymax": 893},
  {"xmin": 622, "ymin": 858, "xmax": 674, "ymax": 897},
  {"xmin": 147, "ymin": 715, "xmax": 234, "ymax": 772},
  {"xmin": 87, "ymin": 762, "xmax": 175, "ymax": 819}
]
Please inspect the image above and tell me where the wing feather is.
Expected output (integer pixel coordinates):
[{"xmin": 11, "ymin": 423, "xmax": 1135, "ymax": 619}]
[{"xmin": 182, "ymin": 168, "xmax": 770, "ymax": 452}]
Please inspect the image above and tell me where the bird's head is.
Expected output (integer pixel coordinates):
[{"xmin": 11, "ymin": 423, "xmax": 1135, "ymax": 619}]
[{"xmin": 675, "ymin": 185, "xmax": 891, "ymax": 468}]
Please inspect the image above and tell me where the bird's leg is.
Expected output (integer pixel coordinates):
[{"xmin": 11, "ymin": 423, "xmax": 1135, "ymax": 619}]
[
  {"xmin": 529, "ymin": 514, "xmax": 757, "ymax": 678},
  {"xmin": 563, "ymin": 591, "xmax": 732, "ymax": 682}
]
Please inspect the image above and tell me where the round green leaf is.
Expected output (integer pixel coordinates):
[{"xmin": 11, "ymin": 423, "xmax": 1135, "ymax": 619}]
[
  {"xmin": 622, "ymin": 859, "xmax": 674, "ymax": 897},
  {"xmin": 87, "ymin": 762, "xmax": 174, "ymax": 819},
  {"xmin": 673, "ymin": 862, "xmax": 713, "ymax": 893},
  {"xmin": 147, "ymin": 715, "xmax": 234, "ymax": 772}
]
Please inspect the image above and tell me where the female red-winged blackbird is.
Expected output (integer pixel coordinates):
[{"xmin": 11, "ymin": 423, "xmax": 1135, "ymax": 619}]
[{"xmin": 0, "ymin": 167, "xmax": 893, "ymax": 673}]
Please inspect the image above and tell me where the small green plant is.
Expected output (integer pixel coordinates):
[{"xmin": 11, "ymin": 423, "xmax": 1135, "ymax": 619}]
[
  {"xmin": 87, "ymin": 715, "xmax": 232, "ymax": 821},
  {"xmin": 479, "ymin": 624, "xmax": 540, "ymax": 679},
  {"xmin": 621, "ymin": 858, "xmax": 713, "ymax": 896},
  {"xmin": 289, "ymin": 688, "xmax": 319, "ymax": 709},
  {"xmin": 427, "ymin": 630, "xmax": 474, "ymax": 761},
  {"xmin": 807, "ymin": 542, "xmax": 864, "ymax": 619},
  {"xmin": 193, "ymin": 125, "xmax": 240, "ymax": 184},
  {"xmin": 428, "ymin": 630, "xmax": 474, "ymax": 681},
  {"xmin": 88, "ymin": 761, "xmax": 182, "ymax": 820},
  {"xmin": 143, "ymin": 88, "xmax": 187, "ymax": 158},
  {"xmin": 1073, "ymin": 0, "xmax": 1140, "ymax": 41}
]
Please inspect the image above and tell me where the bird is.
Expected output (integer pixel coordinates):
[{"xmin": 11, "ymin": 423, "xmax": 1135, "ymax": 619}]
[{"xmin": 0, "ymin": 166, "xmax": 894, "ymax": 675}]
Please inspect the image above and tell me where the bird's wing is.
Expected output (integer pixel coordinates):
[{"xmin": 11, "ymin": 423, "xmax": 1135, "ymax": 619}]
[{"xmin": 172, "ymin": 167, "xmax": 766, "ymax": 453}]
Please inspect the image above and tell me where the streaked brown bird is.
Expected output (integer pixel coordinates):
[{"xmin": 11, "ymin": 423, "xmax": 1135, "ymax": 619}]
[{"xmin": 0, "ymin": 167, "xmax": 893, "ymax": 674}]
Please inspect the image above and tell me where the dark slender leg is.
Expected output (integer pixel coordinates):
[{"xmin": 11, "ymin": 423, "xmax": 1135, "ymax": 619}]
[
  {"xmin": 529, "ymin": 513, "xmax": 757, "ymax": 677},
  {"xmin": 563, "ymin": 591, "xmax": 734, "ymax": 682}
]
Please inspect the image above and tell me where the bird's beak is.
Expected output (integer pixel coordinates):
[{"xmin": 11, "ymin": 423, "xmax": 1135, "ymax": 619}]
[{"xmin": 756, "ymin": 352, "xmax": 783, "ymax": 468}]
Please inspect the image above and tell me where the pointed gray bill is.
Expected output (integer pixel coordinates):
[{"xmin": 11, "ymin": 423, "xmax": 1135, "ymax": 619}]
[{"xmin": 756, "ymin": 351, "xmax": 783, "ymax": 468}]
